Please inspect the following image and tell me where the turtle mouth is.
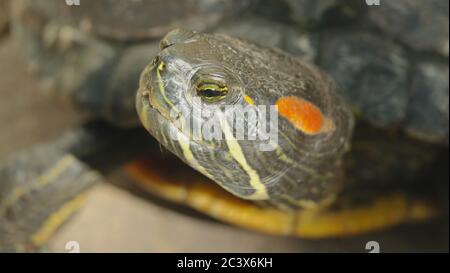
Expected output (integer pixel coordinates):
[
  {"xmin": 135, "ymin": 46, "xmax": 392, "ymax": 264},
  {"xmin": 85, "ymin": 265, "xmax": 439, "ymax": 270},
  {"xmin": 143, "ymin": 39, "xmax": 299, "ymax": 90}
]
[
  {"xmin": 137, "ymin": 84, "xmax": 210, "ymax": 153},
  {"xmin": 137, "ymin": 85, "xmax": 182, "ymax": 134},
  {"xmin": 139, "ymin": 86, "xmax": 169, "ymax": 120},
  {"xmin": 137, "ymin": 58, "xmax": 179, "ymax": 124},
  {"xmin": 137, "ymin": 78, "xmax": 191, "ymax": 140}
]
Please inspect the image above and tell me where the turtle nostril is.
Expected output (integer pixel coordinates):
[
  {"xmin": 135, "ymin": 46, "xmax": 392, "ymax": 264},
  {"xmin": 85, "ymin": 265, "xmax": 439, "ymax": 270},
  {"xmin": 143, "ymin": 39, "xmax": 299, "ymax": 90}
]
[
  {"xmin": 140, "ymin": 86, "xmax": 153, "ymax": 105},
  {"xmin": 160, "ymin": 40, "xmax": 174, "ymax": 50},
  {"xmin": 151, "ymin": 55, "xmax": 160, "ymax": 66},
  {"xmin": 142, "ymin": 90, "xmax": 151, "ymax": 99}
]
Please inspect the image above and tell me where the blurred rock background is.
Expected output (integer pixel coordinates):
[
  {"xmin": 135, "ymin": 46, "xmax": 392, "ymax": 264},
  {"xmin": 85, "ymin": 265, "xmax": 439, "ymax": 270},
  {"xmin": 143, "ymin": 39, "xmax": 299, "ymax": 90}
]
[{"xmin": 0, "ymin": 0, "xmax": 448, "ymax": 252}]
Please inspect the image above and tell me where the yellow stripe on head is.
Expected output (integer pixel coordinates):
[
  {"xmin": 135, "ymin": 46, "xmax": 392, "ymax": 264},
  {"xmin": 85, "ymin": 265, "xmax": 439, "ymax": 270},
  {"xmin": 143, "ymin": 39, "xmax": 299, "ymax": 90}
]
[
  {"xmin": 156, "ymin": 60, "xmax": 176, "ymax": 109},
  {"xmin": 220, "ymin": 117, "xmax": 268, "ymax": 200},
  {"xmin": 244, "ymin": 95, "xmax": 255, "ymax": 106}
]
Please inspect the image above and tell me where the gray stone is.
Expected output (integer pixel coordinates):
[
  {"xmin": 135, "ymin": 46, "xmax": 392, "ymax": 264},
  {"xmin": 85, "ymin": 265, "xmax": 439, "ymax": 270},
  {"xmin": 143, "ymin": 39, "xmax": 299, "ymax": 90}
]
[
  {"xmin": 287, "ymin": 0, "xmax": 338, "ymax": 23},
  {"xmin": 215, "ymin": 16, "xmax": 286, "ymax": 49},
  {"xmin": 285, "ymin": 0, "xmax": 361, "ymax": 26},
  {"xmin": 368, "ymin": 0, "xmax": 449, "ymax": 57},
  {"xmin": 284, "ymin": 29, "xmax": 320, "ymax": 63},
  {"xmin": 405, "ymin": 62, "xmax": 449, "ymax": 143},
  {"xmin": 44, "ymin": 0, "xmax": 253, "ymax": 41},
  {"xmin": 319, "ymin": 33, "xmax": 409, "ymax": 127},
  {"xmin": 248, "ymin": 0, "xmax": 291, "ymax": 23}
]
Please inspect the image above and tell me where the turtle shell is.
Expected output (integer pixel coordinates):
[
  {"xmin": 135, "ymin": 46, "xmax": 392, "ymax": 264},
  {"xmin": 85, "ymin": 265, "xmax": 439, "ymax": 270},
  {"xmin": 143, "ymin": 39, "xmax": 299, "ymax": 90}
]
[
  {"xmin": 45, "ymin": 0, "xmax": 252, "ymax": 42},
  {"xmin": 10, "ymin": 0, "xmax": 251, "ymax": 126}
]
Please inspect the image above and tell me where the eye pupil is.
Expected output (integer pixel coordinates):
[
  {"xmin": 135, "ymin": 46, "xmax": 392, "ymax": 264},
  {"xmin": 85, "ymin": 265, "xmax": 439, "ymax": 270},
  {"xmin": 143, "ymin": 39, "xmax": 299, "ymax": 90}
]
[
  {"xmin": 201, "ymin": 89, "xmax": 222, "ymax": 97},
  {"xmin": 196, "ymin": 82, "xmax": 228, "ymax": 102}
]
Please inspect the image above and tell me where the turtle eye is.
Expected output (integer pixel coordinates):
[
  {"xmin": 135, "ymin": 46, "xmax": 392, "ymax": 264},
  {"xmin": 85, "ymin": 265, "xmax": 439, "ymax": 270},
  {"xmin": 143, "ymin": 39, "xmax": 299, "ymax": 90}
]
[{"xmin": 196, "ymin": 82, "xmax": 228, "ymax": 102}]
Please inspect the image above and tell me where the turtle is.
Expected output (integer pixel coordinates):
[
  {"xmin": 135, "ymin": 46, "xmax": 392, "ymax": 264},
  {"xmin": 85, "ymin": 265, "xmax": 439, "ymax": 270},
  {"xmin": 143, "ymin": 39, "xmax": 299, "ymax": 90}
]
[{"xmin": 0, "ymin": 0, "xmax": 448, "ymax": 252}]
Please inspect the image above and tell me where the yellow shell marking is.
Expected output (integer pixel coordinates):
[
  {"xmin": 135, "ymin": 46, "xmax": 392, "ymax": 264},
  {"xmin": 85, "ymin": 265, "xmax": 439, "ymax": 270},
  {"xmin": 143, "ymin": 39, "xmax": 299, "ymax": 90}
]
[{"xmin": 127, "ymin": 160, "xmax": 438, "ymax": 238}]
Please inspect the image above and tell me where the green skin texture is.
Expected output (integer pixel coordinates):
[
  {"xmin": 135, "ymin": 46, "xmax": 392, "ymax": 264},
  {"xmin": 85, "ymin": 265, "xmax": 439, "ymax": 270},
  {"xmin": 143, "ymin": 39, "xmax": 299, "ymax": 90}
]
[{"xmin": 137, "ymin": 29, "xmax": 354, "ymax": 208}]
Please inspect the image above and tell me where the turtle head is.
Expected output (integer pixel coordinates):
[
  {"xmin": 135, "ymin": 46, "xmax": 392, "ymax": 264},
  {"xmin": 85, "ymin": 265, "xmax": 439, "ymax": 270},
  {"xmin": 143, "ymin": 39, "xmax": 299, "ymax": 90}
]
[
  {"xmin": 137, "ymin": 29, "xmax": 354, "ymax": 205},
  {"xmin": 137, "ymin": 29, "xmax": 281, "ymax": 200}
]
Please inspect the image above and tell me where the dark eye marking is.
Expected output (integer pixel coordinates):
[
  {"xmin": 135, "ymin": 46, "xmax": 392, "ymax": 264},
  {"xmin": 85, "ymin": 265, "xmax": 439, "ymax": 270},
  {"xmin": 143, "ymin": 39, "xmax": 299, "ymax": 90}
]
[{"xmin": 196, "ymin": 82, "xmax": 228, "ymax": 102}]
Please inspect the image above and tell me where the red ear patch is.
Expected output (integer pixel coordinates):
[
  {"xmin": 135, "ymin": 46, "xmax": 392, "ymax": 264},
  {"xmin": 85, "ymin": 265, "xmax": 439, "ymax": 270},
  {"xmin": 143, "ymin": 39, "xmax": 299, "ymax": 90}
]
[{"xmin": 276, "ymin": 96, "xmax": 334, "ymax": 135}]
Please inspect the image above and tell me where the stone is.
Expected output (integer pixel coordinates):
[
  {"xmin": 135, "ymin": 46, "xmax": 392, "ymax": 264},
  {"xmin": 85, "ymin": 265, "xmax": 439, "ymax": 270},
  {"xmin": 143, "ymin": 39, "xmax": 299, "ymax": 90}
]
[
  {"xmin": 284, "ymin": 29, "xmax": 320, "ymax": 63},
  {"xmin": 215, "ymin": 16, "xmax": 286, "ymax": 49},
  {"xmin": 285, "ymin": 0, "xmax": 361, "ymax": 26},
  {"xmin": 368, "ymin": 0, "xmax": 449, "ymax": 57},
  {"xmin": 319, "ymin": 33, "xmax": 409, "ymax": 127},
  {"xmin": 405, "ymin": 62, "xmax": 449, "ymax": 143}
]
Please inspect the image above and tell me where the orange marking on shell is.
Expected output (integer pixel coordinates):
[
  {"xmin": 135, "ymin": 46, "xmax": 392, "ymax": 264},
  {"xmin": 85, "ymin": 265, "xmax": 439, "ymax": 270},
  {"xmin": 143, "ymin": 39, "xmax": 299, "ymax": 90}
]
[{"xmin": 276, "ymin": 96, "xmax": 334, "ymax": 135}]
